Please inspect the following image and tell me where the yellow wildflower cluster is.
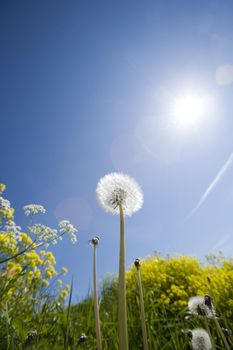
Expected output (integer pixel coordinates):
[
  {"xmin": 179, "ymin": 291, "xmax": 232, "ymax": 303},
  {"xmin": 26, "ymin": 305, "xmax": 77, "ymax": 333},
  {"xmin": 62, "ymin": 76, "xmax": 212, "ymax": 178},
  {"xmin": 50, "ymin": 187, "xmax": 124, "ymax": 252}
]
[
  {"xmin": 126, "ymin": 255, "xmax": 233, "ymax": 314},
  {"xmin": 59, "ymin": 284, "xmax": 70, "ymax": 301},
  {"xmin": 0, "ymin": 184, "xmax": 70, "ymax": 309}
]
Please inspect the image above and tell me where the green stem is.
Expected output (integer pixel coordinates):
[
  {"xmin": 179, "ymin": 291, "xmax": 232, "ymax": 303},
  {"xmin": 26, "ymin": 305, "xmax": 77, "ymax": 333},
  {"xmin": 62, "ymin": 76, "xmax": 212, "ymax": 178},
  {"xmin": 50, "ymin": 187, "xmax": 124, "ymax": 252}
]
[
  {"xmin": 93, "ymin": 244, "xmax": 102, "ymax": 350},
  {"xmin": 118, "ymin": 204, "xmax": 129, "ymax": 350},
  {"xmin": 203, "ymin": 319, "xmax": 216, "ymax": 350},
  {"xmin": 137, "ymin": 267, "xmax": 149, "ymax": 350},
  {"xmin": 213, "ymin": 316, "xmax": 231, "ymax": 350},
  {"xmin": 0, "ymin": 232, "xmax": 66, "ymax": 265},
  {"xmin": 0, "ymin": 238, "xmax": 38, "ymax": 264}
]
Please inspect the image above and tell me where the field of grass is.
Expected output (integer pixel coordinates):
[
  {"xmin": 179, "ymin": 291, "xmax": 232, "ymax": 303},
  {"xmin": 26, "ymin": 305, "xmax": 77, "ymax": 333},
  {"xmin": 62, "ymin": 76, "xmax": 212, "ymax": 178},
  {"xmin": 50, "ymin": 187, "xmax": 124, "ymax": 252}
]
[
  {"xmin": 1, "ymin": 183, "xmax": 233, "ymax": 349},
  {"xmin": 1, "ymin": 254, "xmax": 233, "ymax": 349}
]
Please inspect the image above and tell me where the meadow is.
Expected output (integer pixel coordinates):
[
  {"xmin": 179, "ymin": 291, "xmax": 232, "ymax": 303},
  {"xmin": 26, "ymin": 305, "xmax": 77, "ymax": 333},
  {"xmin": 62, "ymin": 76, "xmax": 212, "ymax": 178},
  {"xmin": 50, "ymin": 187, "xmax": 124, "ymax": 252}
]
[{"xmin": 0, "ymin": 180, "xmax": 232, "ymax": 350}]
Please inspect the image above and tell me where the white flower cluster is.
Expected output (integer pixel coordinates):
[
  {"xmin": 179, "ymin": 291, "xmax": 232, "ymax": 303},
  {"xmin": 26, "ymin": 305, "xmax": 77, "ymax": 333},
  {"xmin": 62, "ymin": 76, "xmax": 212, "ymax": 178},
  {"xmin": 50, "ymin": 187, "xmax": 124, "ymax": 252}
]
[
  {"xmin": 4, "ymin": 220, "xmax": 22, "ymax": 240},
  {"xmin": 96, "ymin": 173, "xmax": 143, "ymax": 216},
  {"xmin": 190, "ymin": 329, "xmax": 212, "ymax": 350},
  {"xmin": 0, "ymin": 197, "xmax": 11, "ymax": 211},
  {"xmin": 188, "ymin": 296, "xmax": 214, "ymax": 318},
  {"xmin": 29, "ymin": 224, "xmax": 59, "ymax": 245},
  {"xmin": 59, "ymin": 220, "xmax": 78, "ymax": 244},
  {"xmin": 23, "ymin": 204, "xmax": 46, "ymax": 216}
]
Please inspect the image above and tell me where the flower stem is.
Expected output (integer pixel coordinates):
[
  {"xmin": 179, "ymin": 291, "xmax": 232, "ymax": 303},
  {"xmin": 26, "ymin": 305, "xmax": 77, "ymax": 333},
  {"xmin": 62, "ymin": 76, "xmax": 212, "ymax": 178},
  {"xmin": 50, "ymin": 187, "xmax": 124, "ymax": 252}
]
[
  {"xmin": 93, "ymin": 244, "xmax": 102, "ymax": 350},
  {"xmin": 136, "ymin": 266, "xmax": 149, "ymax": 350},
  {"xmin": 203, "ymin": 319, "xmax": 216, "ymax": 350},
  {"xmin": 213, "ymin": 316, "xmax": 230, "ymax": 350},
  {"xmin": 118, "ymin": 204, "xmax": 129, "ymax": 350},
  {"xmin": 0, "ymin": 231, "xmax": 66, "ymax": 265}
]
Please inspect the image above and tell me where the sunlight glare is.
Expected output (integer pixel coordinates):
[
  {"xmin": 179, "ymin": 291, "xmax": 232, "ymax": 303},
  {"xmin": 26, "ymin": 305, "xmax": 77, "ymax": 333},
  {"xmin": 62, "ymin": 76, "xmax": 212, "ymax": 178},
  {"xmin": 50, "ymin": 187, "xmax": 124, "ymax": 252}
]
[{"xmin": 173, "ymin": 94, "xmax": 205, "ymax": 126}]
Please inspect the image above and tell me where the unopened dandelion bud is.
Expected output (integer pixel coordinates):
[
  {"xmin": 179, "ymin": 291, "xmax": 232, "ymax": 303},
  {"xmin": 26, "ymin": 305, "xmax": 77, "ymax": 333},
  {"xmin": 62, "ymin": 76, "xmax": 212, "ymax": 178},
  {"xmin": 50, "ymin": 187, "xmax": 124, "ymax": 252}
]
[
  {"xmin": 134, "ymin": 258, "xmax": 140, "ymax": 269},
  {"xmin": 89, "ymin": 236, "xmax": 100, "ymax": 246},
  {"xmin": 204, "ymin": 294, "xmax": 213, "ymax": 310},
  {"xmin": 24, "ymin": 330, "xmax": 38, "ymax": 347},
  {"xmin": 91, "ymin": 234, "xmax": 102, "ymax": 350},
  {"xmin": 222, "ymin": 328, "xmax": 232, "ymax": 336},
  {"xmin": 187, "ymin": 330, "xmax": 193, "ymax": 339},
  {"xmin": 78, "ymin": 333, "xmax": 88, "ymax": 344}
]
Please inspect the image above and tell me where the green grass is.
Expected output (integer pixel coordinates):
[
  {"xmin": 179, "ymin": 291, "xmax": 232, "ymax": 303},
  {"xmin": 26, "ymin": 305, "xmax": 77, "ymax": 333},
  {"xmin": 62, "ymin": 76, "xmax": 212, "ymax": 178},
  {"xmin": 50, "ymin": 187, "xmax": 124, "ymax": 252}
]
[{"xmin": 0, "ymin": 255, "xmax": 233, "ymax": 349}]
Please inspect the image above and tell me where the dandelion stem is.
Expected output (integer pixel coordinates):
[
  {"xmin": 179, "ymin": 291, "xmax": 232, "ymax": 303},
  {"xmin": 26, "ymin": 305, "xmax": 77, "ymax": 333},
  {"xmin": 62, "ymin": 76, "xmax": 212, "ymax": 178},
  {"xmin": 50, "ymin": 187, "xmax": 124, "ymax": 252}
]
[
  {"xmin": 136, "ymin": 264, "xmax": 149, "ymax": 350},
  {"xmin": 93, "ymin": 243, "xmax": 102, "ymax": 350},
  {"xmin": 118, "ymin": 203, "xmax": 129, "ymax": 350},
  {"xmin": 203, "ymin": 319, "xmax": 216, "ymax": 350},
  {"xmin": 213, "ymin": 316, "xmax": 231, "ymax": 350}
]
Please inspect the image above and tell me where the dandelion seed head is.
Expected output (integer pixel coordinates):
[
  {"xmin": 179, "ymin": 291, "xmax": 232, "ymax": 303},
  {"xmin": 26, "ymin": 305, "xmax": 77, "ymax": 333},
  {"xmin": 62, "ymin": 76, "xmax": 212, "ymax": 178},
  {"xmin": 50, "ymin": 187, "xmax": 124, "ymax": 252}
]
[
  {"xmin": 96, "ymin": 172, "xmax": 143, "ymax": 216},
  {"xmin": 190, "ymin": 328, "xmax": 212, "ymax": 350},
  {"xmin": 188, "ymin": 296, "xmax": 213, "ymax": 318}
]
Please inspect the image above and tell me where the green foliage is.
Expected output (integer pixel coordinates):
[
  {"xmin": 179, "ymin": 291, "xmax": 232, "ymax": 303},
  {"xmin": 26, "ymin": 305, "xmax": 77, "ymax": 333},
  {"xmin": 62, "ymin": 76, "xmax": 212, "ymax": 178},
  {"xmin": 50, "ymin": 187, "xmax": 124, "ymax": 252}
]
[
  {"xmin": 70, "ymin": 255, "xmax": 233, "ymax": 349},
  {"xmin": 0, "ymin": 184, "xmax": 232, "ymax": 349},
  {"xmin": 0, "ymin": 184, "xmax": 71, "ymax": 349}
]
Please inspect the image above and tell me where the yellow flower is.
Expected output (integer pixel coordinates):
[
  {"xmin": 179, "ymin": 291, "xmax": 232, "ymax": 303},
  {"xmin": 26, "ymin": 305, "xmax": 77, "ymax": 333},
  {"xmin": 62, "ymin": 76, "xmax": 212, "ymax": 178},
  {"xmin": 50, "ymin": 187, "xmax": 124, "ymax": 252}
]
[
  {"xmin": 19, "ymin": 233, "xmax": 32, "ymax": 245},
  {"xmin": 5, "ymin": 263, "xmax": 22, "ymax": 277},
  {"xmin": 42, "ymin": 280, "xmax": 49, "ymax": 287},
  {"xmin": 45, "ymin": 265, "xmax": 57, "ymax": 278},
  {"xmin": 0, "ymin": 183, "xmax": 6, "ymax": 193},
  {"xmin": 34, "ymin": 270, "xmax": 42, "ymax": 279},
  {"xmin": 45, "ymin": 270, "xmax": 52, "ymax": 279},
  {"xmin": 46, "ymin": 251, "xmax": 56, "ymax": 265},
  {"xmin": 26, "ymin": 251, "xmax": 38, "ymax": 259},
  {"xmin": 61, "ymin": 267, "xmax": 68, "ymax": 274}
]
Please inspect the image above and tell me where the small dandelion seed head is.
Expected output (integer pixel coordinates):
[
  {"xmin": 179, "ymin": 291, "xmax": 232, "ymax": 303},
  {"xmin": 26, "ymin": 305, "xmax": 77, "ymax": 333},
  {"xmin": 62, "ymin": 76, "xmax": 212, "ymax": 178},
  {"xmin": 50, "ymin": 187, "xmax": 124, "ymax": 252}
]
[
  {"xmin": 188, "ymin": 296, "xmax": 213, "ymax": 318},
  {"xmin": 134, "ymin": 258, "xmax": 140, "ymax": 269},
  {"xmin": 78, "ymin": 333, "xmax": 88, "ymax": 343},
  {"xmin": 96, "ymin": 172, "xmax": 143, "ymax": 216},
  {"xmin": 190, "ymin": 329, "xmax": 212, "ymax": 350},
  {"xmin": 89, "ymin": 236, "xmax": 100, "ymax": 246}
]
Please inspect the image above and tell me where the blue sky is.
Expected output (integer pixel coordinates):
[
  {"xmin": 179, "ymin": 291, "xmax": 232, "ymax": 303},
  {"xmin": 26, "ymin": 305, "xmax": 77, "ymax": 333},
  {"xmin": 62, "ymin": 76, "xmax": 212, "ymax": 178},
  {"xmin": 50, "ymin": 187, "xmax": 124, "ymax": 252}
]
[{"xmin": 1, "ymin": 0, "xmax": 233, "ymax": 300}]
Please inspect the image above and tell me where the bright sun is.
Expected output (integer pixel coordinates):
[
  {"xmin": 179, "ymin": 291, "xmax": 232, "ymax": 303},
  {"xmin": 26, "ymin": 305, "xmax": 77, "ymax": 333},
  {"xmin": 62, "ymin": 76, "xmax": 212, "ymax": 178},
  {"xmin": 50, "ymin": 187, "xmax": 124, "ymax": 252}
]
[{"xmin": 173, "ymin": 94, "xmax": 205, "ymax": 126}]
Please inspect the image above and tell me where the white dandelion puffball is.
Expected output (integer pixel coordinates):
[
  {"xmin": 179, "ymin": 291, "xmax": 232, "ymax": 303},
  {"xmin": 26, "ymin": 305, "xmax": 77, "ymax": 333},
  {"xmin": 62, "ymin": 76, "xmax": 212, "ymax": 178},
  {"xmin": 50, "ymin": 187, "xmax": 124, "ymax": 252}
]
[
  {"xmin": 188, "ymin": 296, "xmax": 213, "ymax": 318},
  {"xmin": 96, "ymin": 173, "xmax": 143, "ymax": 216},
  {"xmin": 190, "ymin": 329, "xmax": 212, "ymax": 350}
]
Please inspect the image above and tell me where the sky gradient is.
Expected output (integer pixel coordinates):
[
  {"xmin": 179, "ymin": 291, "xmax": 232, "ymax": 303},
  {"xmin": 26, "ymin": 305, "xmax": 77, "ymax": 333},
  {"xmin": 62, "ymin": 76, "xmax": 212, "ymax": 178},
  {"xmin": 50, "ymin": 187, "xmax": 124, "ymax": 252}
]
[{"xmin": 1, "ymin": 0, "xmax": 233, "ymax": 300}]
